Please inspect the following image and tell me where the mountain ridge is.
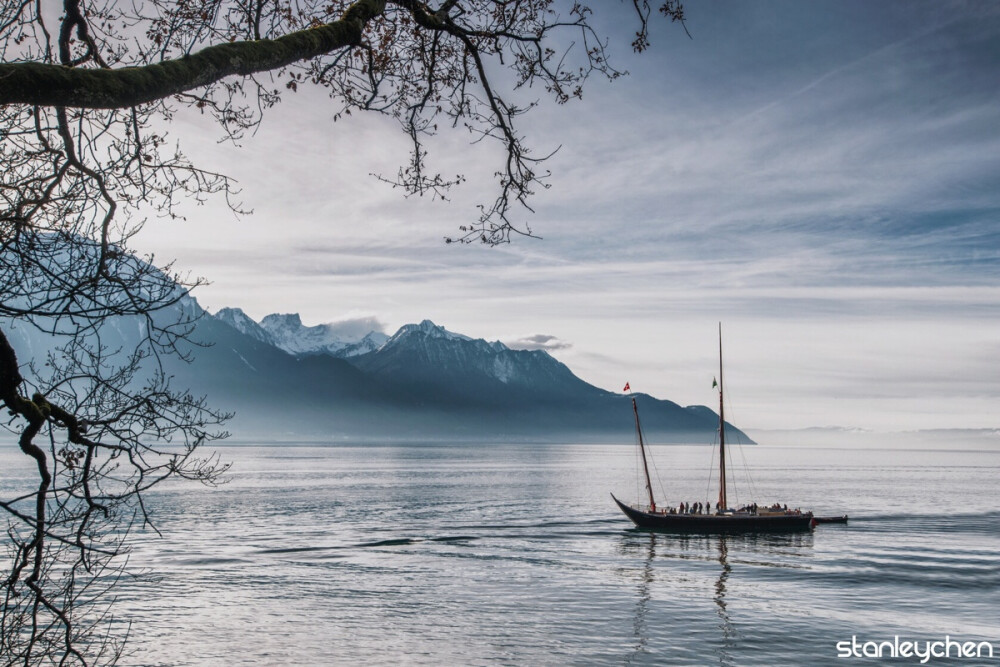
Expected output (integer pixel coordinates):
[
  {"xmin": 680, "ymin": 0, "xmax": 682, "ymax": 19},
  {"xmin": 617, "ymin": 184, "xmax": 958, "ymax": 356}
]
[
  {"xmin": 2, "ymin": 295, "xmax": 751, "ymax": 443},
  {"xmin": 198, "ymin": 307, "xmax": 750, "ymax": 443}
]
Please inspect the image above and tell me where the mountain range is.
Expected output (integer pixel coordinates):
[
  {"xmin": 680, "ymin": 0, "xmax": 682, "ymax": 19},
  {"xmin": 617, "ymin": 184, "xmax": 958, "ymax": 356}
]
[{"xmin": 3, "ymin": 299, "xmax": 750, "ymax": 443}]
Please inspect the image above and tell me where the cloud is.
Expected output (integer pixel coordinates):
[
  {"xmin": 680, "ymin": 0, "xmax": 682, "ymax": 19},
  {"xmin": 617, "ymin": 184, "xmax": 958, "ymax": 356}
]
[
  {"xmin": 322, "ymin": 315, "xmax": 388, "ymax": 338},
  {"xmin": 506, "ymin": 334, "xmax": 573, "ymax": 352},
  {"xmin": 534, "ymin": 6, "xmax": 1000, "ymax": 287}
]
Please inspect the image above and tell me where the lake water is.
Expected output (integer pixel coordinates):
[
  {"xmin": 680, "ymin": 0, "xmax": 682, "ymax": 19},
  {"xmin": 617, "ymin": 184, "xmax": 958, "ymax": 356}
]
[{"xmin": 4, "ymin": 441, "xmax": 1000, "ymax": 665}]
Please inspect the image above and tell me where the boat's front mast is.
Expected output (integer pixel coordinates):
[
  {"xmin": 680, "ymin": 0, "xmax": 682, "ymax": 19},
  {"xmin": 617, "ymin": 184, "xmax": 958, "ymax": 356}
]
[
  {"xmin": 718, "ymin": 323, "xmax": 727, "ymax": 513},
  {"xmin": 632, "ymin": 397, "xmax": 656, "ymax": 513}
]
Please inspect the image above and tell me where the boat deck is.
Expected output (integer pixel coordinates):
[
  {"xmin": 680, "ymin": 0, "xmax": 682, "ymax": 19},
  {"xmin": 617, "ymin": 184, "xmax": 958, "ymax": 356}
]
[{"xmin": 612, "ymin": 495, "xmax": 816, "ymax": 533}]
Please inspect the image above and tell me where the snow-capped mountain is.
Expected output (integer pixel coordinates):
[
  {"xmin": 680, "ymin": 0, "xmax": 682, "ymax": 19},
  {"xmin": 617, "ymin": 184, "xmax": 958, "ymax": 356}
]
[
  {"xmin": 260, "ymin": 313, "xmax": 351, "ymax": 355},
  {"xmin": 211, "ymin": 309, "xmax": 389, "ymax": 358},
  {"xmin": 384, "ymin": 319, "xmax": 473, "ymax": 345},
  {"xmin": 214, "ymin": 307, "xmax": 274, "ymax": 345},
  {"xmin": 335, "ymin": 331, "xmax": 392, "ymax": 358},
  {"xmin": 354, "ymin": 319, "xmax": 585, "ymax": 393}
]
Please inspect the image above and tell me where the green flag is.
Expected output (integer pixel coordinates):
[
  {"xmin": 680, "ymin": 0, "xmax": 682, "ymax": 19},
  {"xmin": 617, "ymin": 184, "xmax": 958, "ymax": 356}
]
[{"xmin": 712, "ymin": 377, "xmax": 718, "ymax": 389}]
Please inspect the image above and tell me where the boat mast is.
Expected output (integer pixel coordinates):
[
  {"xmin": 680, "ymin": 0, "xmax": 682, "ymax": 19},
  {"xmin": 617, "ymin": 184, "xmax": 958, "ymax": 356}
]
[
  {"xmin": 632, "ymin": 397, "xmax": 656, "ymax": 512},
  {"xmin": 717, "ymin": 322, "xmax": 727, "ymax": 512}
]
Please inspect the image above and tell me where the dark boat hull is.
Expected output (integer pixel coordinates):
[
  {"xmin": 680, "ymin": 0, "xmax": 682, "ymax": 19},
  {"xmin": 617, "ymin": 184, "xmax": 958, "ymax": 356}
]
[
  {"xmin": 814, "ymin": 515, "xmax": 848, "ymax": 524},
  {"xmin": 612, "ymin": 494, "xmax": 814, "ymax": 533}
]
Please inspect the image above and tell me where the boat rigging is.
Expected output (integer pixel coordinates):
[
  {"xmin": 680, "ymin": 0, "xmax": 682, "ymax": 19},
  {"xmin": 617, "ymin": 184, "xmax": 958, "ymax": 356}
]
[{"xmin": 612, "ymin": 324, "xmax": 816, "ymax": 533}]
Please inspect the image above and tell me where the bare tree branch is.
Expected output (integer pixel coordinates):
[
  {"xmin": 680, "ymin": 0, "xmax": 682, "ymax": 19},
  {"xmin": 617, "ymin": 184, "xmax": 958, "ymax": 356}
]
[
  {"xmin": 0, "ymin": 0, "xmax": 388, "ymax": 108},
  {"xmin": 1, "ymin": 1, "xmax": 686, "ymax": 662}
]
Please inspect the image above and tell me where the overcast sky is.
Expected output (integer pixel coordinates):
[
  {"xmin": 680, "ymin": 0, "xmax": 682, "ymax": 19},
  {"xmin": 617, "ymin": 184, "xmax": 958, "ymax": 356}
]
[{"xmin": 136, "ymin": 1, "xmax": 1000, "ymax": 435}]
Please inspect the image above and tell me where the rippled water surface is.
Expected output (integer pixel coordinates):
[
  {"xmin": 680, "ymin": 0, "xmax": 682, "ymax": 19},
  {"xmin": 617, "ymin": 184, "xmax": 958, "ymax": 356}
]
[{"xmin": 9, "ymin": 441, "xmax": 1000, "ymax": 665}]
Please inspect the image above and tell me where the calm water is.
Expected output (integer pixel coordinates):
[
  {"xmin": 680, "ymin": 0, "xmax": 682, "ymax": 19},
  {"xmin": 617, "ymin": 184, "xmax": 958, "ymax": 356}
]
[{"xmin": 4, "ymin": 442, "xmax": 1000, "ymax": 665}]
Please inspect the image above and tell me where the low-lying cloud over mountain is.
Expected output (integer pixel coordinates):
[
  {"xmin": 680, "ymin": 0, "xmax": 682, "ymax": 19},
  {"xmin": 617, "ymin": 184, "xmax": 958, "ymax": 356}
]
[{"xmin": 506, "ymin": 334, "xmax": 573, "ymax": 352}]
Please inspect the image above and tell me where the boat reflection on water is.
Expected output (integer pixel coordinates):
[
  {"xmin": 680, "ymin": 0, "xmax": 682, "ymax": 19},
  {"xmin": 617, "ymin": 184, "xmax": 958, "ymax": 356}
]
[
  {"xmin": 623, "ymin": 532, "xmax": 656, "ymax": 665},
  {"xmin": 618, "ymin": 531, "xmax": 814, "ymax": 665},
  {"xmin": 714, "ymin": 537, "xmax": 735, "ymax": 667}
]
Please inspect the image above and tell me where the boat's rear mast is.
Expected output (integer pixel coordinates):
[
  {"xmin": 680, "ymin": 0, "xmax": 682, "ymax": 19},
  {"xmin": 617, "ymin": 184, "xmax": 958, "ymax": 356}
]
[{"xmin": 632, "ymin": 397, "xmax": 656, "ymax": 513}]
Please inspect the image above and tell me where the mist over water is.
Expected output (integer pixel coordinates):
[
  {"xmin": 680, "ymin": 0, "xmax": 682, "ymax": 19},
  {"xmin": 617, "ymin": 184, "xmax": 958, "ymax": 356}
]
[{"xmin": 5, "ymin": 442, "xmax": 997, "ymax": 665}]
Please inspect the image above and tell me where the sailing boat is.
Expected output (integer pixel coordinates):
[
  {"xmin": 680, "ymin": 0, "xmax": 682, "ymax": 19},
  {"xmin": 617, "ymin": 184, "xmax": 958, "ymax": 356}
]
[{"xmin": 612, "ymin": 325, "xmax": 815, "ymax": 533}]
